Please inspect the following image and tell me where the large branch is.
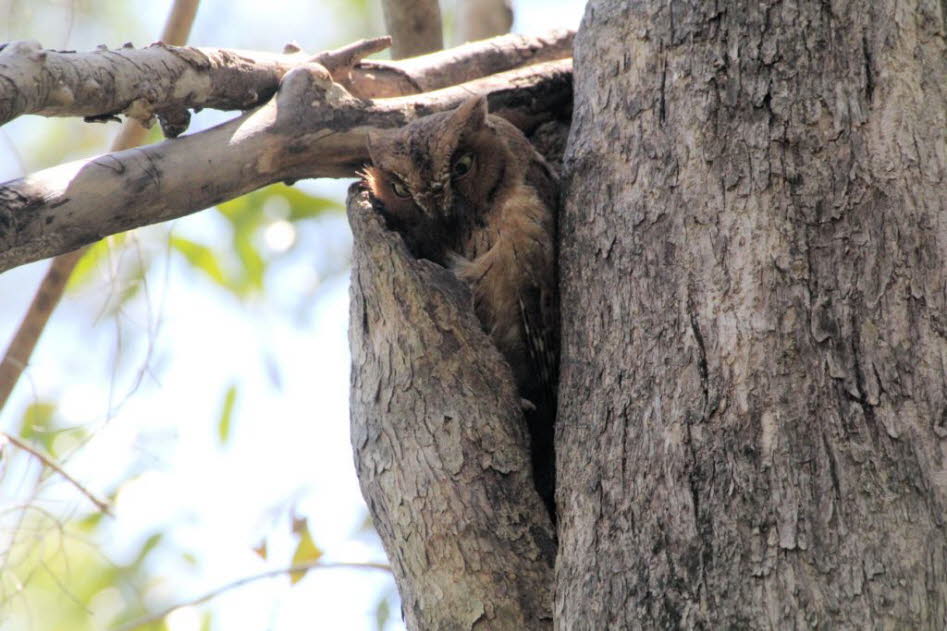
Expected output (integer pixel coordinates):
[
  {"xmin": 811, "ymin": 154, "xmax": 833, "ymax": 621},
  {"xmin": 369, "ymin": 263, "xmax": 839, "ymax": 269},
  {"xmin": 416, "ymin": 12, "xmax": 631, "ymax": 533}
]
[
  {"xmin": 347, "ymin": 186, "xmax": 555, "ymax": 630},
  {"xmin": 0, "ymin": 30, "xmax": 573, "ymax": 129},
  {"xmin": 0, "ymin": 58, "xmax": 571, "ymax": 274}
]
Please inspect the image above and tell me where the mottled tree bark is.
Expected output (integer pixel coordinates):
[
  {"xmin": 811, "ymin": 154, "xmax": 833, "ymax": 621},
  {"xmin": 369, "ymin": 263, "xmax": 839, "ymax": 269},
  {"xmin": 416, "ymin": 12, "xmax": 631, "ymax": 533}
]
[
  {"xmin": 348, "ymin": 187, "xmax": 555, "ymax": 630},
  {"xmin": 557, "ymin": 0, "xmax": 945, "ymax": 629}
]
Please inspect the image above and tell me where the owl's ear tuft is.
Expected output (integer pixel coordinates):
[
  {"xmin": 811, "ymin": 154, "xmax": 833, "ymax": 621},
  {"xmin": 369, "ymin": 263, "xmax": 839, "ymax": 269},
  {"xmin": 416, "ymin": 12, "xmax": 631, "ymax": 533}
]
[
  {"xmin": 367, "ymin": 129, "xmax": 400, "ymax": 165},
  {"xmin": 451, "ymin": 95, "xmax": 488, "ymax": 135}
]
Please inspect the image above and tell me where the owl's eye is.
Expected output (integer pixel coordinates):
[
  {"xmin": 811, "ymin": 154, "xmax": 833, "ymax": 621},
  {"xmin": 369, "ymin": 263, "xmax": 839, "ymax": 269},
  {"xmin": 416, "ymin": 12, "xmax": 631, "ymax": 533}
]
[
  {"xmin": 452, "ymin": 153, "xmax": 474, "ymax": 178},
  {"xmin": 391, "ymin": 180, "xmax": 411, "ymax": 198}
]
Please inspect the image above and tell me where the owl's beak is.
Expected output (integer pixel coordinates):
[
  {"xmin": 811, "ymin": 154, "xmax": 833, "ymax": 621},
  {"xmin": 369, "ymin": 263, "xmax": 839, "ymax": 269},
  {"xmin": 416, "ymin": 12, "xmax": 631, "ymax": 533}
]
[{"xmin": 417, "ymin": 185, "xmax": 450, "ymax": 219}]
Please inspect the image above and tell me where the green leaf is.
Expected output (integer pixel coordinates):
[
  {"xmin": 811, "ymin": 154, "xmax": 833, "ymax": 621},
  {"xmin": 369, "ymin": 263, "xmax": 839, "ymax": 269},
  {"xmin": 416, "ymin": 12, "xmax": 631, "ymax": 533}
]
[
  {"xmin": 131, "ymin": 532, "xmax": 164, "ymax": 567},
  {"xmin": 289, "ymin": 519, "xmax": 323, "ymax": 584},
  {"xmin": 213, "ymin": 184, "xmax": 344, "ymax": 297},
  {"xmin": 233, "ymin": 230, "xmax": 265, "ymax": 293},
  {"xmin": 75, "ymin": 511, "xmax": 105, "ymax": 533},
  {"xmin": 169, "ymin": 235, "xmax": 229, "ymax": 287},
  {"xmin": 277, "ymin": 185, "xmax": 343, "ymax": 221},
  {"xmin": 217, "ymin": 384, "xmax": 238, "ymax": 444},
  {"xmin": 68, "ymin": 238, "xmax": 119, "ymax": 290},
  {"xmin": 19, "ymin": 402, "xmax": 57, "ymax": 452},
  {"xmin": 374, "ymin": 597, "xmax": 391, "ymax": 631},
  {"xmin": 216, "ymin": 195, "xmax": 265, "ymax": 295}
]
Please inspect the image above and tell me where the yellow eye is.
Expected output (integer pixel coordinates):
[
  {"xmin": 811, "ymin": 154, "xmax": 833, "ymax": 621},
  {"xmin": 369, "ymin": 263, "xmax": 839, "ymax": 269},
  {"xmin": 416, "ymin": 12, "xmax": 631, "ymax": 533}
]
[
  {"xmin": 452, "ymin": 153, "xmax": 474, "ymax": 178},
  {"xmin": 391, "ymin": 180, "xmax": 410, "ymax": 198}
]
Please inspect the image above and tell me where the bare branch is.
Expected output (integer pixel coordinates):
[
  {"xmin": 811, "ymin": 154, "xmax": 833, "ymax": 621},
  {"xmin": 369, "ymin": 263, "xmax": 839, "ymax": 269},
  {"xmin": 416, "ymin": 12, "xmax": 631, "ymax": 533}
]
[
  {"xmin": 381, "ymin": 0, "xmax": 444, "ymax": 59},
  {"xmin": 377, "ymin": 29, "xmax": 572, "ymax": 96},
  {"xmin": 112, "ymin": 560, "xmax": 391, "ymax": 631},
  {"xmin": 456, "ymin": 0, "xmax": 514, "ymax": 43},
  {"xmin": 0, "ymin": 58, "xmax": 571, "ymax": 274},
  {"xmin": 0, "ymin": 433, "xmax": 112, "ymax": 515},
  {"xmin": 0, "ymin": 31, "xmax": 572, "ymax": 129}
]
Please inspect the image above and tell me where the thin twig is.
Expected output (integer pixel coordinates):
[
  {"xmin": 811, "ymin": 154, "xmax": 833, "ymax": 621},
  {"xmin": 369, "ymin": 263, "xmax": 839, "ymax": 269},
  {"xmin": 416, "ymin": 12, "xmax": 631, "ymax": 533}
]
[
  {"xmin": 0, "ymin": 433, "xmax": 112, "ymax": 515},
  {"xmin": 0, "ymin": 0, "xmax": 200, "ymax": 417},
  {"xmin": 111, "ymin": 561, "xmax": 392, "ymax": 631}
]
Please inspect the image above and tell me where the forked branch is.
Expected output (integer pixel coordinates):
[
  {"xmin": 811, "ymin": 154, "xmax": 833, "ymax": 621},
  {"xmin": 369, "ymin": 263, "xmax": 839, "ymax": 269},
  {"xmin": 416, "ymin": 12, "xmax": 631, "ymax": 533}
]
[{"xmin": 0, "ymin": 58, "xmax": 571, "ymax": 273}]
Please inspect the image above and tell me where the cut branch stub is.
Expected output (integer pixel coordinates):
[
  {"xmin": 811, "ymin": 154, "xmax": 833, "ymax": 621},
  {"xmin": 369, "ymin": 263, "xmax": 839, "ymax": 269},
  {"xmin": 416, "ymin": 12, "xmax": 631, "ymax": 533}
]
[{"xmin": 347, "ymin": 186, "xmax": 555, "ymax": 631}]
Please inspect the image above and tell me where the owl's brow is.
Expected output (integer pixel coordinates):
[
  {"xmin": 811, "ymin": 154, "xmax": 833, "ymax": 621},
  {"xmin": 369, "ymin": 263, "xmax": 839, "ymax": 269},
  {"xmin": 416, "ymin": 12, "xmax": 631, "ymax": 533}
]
[{"xmin": 387, "ymin": 169, "xmax": 411, "ymax": 190}]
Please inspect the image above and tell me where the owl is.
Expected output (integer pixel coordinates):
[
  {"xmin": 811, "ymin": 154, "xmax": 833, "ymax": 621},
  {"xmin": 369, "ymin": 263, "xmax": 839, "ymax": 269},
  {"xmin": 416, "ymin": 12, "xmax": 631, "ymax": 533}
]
[{"xmin": 363, "ymin": 95, "xmax": 560, "ymax": 519}]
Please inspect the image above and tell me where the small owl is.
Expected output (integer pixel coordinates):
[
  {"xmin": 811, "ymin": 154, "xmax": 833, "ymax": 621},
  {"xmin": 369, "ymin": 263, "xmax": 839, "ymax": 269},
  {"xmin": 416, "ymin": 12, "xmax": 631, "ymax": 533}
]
[{"xmin": 363, "ymin": 95, "xmax": 559, "ymax": 519}]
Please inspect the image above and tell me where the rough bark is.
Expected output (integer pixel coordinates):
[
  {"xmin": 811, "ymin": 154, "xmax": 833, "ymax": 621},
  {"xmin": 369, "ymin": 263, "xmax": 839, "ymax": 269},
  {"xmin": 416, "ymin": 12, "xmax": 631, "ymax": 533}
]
[
  {"xmin": 557, "ymin": 1, "xmax": 946, "ymax": 629},
  {"xmin": 0, "ymin": 58, "xmax": 571, "ymax": 274},
  {"xmin": 347, "ymin": 187, "xmax": 555, "ymax": 631}
]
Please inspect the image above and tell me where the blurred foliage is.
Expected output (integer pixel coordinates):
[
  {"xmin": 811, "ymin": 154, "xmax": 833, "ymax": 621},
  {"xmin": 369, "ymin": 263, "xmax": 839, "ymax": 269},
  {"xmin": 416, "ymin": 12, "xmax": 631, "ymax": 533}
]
[
  {"xmin": 210, "ymin": 184, "xmax": 343, "ymax": 298},
  {"xmin": 216, "ymin": 384, "xmax": 238, "ymax": 445},
  {"xmin": 69, "ymin": 237, "xmax": 126, "ymax": 291},
  {"xmin": 1, "ymin": 510, "xmax": 168, "ymax": 631},
  {"xmin": 374, "ymin": 590, "xmax": 393, "ymax": 631},
  {"xmin": 17, "ymin": 401, "xmax": 59, "ymax": 453}
]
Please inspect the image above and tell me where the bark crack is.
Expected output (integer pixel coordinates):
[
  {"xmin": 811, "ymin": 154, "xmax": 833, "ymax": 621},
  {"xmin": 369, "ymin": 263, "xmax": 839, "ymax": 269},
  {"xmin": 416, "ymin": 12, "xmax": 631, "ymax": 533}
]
[
  {"xmin": 820, "ymin": 430, "xmax": 844, "ymax": 515},
  {"xmin": 861, "ymin": 34, "xmax": 874, "ymax": 103},
  {"xmin": 683, "ymin": 294, "xmax": 715, "ymax": 615},
  {"xmin": 658, "ymin": 54, "xmax": 668, "ymax": 124},
  {"xmin": 690, "ymin": 308, "xmax": 710, "ymax": 412},
  {"xmin": 848, "ymin": 309, "xmax": 882, "ymax": 445},
  {"xmin": 688, "ymin": 296, "xmax": 719, "ymax": 422}
]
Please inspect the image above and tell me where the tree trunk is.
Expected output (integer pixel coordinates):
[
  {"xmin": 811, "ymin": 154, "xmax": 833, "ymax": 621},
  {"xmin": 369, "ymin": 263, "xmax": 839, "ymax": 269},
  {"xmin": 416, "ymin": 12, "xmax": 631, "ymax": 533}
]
[{"xmin": 557, "ymin": 0, "xmax": 946, "ymax": 629}]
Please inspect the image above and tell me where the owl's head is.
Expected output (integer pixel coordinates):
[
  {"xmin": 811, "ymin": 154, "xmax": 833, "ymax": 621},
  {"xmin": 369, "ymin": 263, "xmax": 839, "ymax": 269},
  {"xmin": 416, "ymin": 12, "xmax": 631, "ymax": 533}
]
[{"xmin": 365, "ymin": 96, "xmax": 511, "ymax": 231}]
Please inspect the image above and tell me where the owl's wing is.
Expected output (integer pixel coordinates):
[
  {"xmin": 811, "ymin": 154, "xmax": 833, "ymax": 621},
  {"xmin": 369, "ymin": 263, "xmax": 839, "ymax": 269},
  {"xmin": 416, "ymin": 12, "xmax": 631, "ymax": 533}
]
[
  {"xmin": 525, "ymin": 155, "xmax": 560, "ymax": 222},
  {"xmin": 519, "ymin": 281, "xmax": 559, "ymax": 520},
  {"xmin": 522, "ymin": 153, "xmax": 560, "ymax": 404}
]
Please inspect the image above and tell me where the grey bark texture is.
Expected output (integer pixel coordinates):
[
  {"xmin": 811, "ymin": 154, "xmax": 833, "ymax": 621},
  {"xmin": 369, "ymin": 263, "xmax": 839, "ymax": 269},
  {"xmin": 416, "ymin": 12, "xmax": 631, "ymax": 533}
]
[
  {"xmin": 347, "ymin": 187, "xmax": 556, "ymax": 630},
  {"xmin": 557, "ymin": 1, "xmax": 946, "ymax": 629}
]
